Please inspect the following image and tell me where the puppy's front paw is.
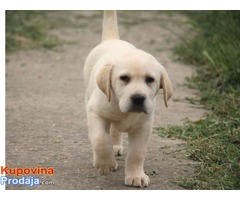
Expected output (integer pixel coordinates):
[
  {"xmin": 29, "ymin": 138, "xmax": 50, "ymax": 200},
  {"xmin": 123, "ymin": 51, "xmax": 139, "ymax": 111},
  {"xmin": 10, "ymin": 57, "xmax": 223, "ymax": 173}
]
[
  {"xmin": 125, "ymin": 173, "xmax": 150, "ymax": 188},
  {"xmin": 113, "ymin": 145, "xmax": 123, "ymax": 156},
  {"xmin": 94, "ymin": 157, "xmax": 118, "ymax": 176}
]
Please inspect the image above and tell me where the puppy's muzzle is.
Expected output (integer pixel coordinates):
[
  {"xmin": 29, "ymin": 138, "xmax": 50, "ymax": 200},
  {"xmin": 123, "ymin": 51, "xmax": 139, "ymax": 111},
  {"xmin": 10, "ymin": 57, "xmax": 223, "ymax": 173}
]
[{"xmin": 129, "ymin": 94, "xmax": 147, "ymax": 113}]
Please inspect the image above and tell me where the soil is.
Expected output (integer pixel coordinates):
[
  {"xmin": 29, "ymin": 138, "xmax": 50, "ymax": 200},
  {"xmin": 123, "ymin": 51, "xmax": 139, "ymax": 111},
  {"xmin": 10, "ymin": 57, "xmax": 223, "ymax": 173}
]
[{"xmin": 6, "ymin": 11, "xmax": 207, "ymax": 190}]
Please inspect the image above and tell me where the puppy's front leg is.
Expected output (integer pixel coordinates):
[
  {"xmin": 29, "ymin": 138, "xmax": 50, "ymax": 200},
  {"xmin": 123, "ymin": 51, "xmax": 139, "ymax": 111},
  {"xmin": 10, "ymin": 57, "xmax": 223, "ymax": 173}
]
[
  {"xmin": 87, "ymin": 112, "xmax": 118, "ymax": 176},
  {"xmin": 125, "ymin": 123, "xmax": 151, "ymax": 188}
]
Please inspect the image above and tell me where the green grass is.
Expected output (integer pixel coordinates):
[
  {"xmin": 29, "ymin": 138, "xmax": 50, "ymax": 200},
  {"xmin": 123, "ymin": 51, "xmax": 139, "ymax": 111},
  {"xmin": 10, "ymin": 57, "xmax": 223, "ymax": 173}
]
[
  {"xmin": 6, "ymin": 11, "xmax": 61, "ymax": 52},
  {"xmin": 155, "ymin": 11, "xmax": 240, "ymax": 189}
]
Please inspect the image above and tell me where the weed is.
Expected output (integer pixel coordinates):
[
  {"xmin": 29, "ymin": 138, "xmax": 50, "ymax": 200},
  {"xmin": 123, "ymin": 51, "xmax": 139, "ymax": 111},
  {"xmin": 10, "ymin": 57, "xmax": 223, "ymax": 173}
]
[
  {"xmin": 6, "ymin": 11, "xmax": 61, "ymax": 52},
  {"xmin": 156, "ymin": 11, "xmax": 240, "ymax": 189}
]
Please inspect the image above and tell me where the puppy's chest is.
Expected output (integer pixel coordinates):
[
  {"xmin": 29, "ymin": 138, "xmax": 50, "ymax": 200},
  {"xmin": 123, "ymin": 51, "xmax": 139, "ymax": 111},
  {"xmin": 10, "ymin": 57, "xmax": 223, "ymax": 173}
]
[{"xmin": 111, "ymin": 114, "xmax": 148, "ymax": 132}]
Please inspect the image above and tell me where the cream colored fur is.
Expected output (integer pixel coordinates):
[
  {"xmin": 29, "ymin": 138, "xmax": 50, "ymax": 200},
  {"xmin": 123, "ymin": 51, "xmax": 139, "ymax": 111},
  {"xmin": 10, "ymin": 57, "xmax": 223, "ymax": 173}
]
[{"xmin": 83, "ymin": 10, "xmax": 173, "ymax": 188}]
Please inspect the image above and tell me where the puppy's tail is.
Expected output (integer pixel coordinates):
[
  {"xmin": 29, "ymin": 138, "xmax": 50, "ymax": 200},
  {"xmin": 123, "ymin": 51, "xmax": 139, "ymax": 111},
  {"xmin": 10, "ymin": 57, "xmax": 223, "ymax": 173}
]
[{"xmin": 102, "ymin": 10, "xmax": 119, "ymax": 41}]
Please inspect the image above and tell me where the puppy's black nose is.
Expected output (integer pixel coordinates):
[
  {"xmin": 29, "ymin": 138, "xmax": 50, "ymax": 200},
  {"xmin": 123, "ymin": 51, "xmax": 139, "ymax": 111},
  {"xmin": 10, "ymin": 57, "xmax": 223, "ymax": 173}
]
[{"xmin": 131, "ymin": 94, "xmax": 145, "ymax": 105}]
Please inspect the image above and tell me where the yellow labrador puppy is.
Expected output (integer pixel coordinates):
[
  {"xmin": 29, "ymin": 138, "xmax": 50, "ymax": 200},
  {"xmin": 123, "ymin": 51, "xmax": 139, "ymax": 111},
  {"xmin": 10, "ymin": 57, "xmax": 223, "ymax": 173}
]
[{"xmin": 84, "ymin": 11, "xmax": 173, "ymax": 188}]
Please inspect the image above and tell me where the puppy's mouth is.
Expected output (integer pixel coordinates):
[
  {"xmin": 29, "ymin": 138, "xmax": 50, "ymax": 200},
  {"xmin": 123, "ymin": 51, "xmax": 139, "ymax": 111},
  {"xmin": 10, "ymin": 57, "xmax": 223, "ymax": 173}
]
[{"xmin": 128, "ymin": 105, "xmax": 147, "ymax": 114}]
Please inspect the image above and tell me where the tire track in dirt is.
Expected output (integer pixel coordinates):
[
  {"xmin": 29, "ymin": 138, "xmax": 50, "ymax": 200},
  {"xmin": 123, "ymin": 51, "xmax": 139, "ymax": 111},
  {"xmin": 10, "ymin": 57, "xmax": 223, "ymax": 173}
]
[{"xmin": 6, "ymin": 11, "xmax": 207, "ymax": 189}]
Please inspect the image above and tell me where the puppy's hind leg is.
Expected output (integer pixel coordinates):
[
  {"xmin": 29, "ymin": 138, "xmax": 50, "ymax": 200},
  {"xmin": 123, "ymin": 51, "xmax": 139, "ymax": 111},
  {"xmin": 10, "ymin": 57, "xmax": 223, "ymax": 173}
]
[{"xmin": 110, "ymin": 124, "xmax": 124, "ymax": 156}]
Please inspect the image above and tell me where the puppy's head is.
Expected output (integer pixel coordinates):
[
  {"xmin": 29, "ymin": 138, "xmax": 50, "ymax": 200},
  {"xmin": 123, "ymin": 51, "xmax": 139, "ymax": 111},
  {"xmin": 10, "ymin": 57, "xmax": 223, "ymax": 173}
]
[{"xmin": 97, "ymin": 50, "xmax": 173, "ymax": 114}]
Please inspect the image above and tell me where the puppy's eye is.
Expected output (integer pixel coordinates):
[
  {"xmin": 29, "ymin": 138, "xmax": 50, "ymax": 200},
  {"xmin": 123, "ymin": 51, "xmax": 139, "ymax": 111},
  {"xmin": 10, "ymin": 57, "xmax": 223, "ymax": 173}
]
[
  {"xmin": 120, "ymin": 75, "xmax": 130, "ymax": 83},
  {"xmin": 145, "ymin": 76, "xmax": 155, "ymax": 84}
]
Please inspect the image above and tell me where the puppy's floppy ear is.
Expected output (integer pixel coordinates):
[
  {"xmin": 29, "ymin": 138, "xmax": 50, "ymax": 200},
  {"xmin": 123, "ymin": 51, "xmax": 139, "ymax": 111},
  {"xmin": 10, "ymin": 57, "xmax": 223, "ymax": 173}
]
[
  {"xmin": 97, "ymin": 64, "xmax": 113, "ymax": 102},
  {"xmin": 159, "ymin": 67, "xmax": 173, "ymax": 108}
]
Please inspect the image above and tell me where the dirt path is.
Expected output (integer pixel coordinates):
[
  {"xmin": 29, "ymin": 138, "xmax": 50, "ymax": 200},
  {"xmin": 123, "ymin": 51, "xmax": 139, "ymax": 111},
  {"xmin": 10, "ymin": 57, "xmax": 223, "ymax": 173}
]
[{"xmin": 6, "ymin": 11, "xmax": 207, "ymax": 189}]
